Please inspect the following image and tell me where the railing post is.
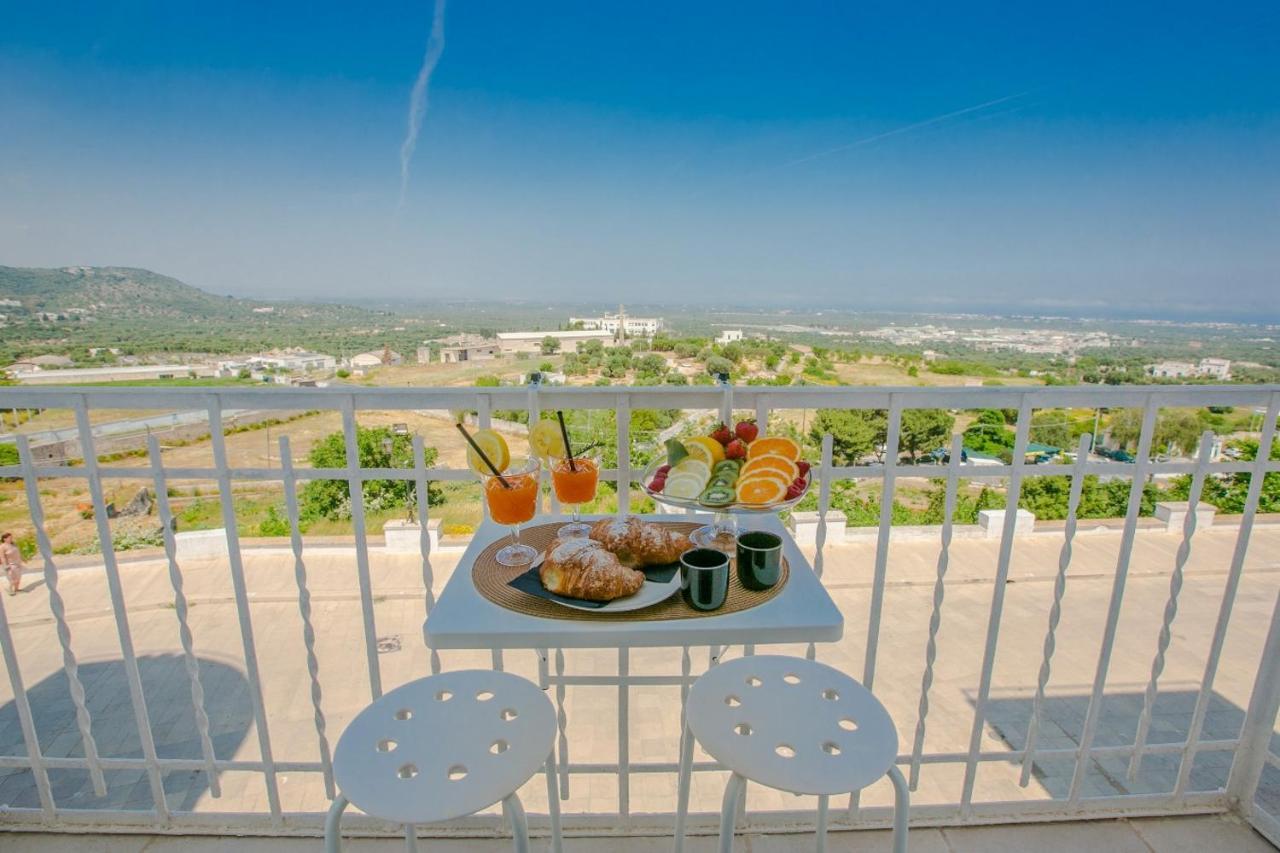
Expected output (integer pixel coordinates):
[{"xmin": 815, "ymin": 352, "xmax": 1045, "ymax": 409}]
[{"xmin": 1229, "ymin": 586, "xmax": 1280, "ymax": 816}]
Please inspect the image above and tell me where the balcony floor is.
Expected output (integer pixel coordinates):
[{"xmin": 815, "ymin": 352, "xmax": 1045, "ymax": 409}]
[
  {"xmin": 2, "ymin": 814, "xmax": 1276, "ymax": 851},
  {"xmin": 1, "ymin": 523, "xmax": 1278, "ymax": 824}
]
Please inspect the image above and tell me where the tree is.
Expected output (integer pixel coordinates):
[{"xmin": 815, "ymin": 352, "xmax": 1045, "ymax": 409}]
[
  {"xmin": 1030, "ymin": 410, "xmax": 1072, "ymax": 450},
  {"xmin": 1155, "ymin": 410, "xmax": 1205, "ymax": 457},
  {"xmin": 1108, "ymin": 408, "xmax": 1209, "ymax": 457},
  {"xmin": 705, "ymin": 356, "xmax": 734, "ymax": 378},
  {"xmin": 540, "ymin": 336, "xmax": 561, "ymax": 355},
  {"xmin": 301, "ymin": 426, "xmax": 442, "ymax": 522},
  {"xmin": 899, "ymin": 409, "xmax": 955, "ymax": 462},
  {"xmin": 810, "ymin": 409, "xmax": 887, "ymax": 466},
  {"xmin": 1107, "ymin": 408, "xmax": 1144, "ymax": 449},
  {"xmin": 635, "ymin": 353, "xmax": 667, "ymax": 378}
]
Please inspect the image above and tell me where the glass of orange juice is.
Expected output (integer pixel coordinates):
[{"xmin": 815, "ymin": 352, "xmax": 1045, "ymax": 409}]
[
  {"xmin": 551, "ymin": 448, "xmax": 600, "ymax": 538},
  {"xmin": 481, "ymin": 456, "xmax": 541, "ymax": 566}
]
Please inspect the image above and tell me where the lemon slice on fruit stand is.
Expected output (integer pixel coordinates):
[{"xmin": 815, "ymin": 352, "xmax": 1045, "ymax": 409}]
[
  {"xmin": 671, "ymin": 458, "xmax": 711, "ymax": 482},
  {"xmin": 685, "ymin": 435, "xmax": 726, "ymax": 465},
  {"xmin": 466, "ymin": 428, "xmax": 511, "ymax": 474},
  {"xmin": 528, "ymin": 419, "xmax": 570, "ymax": 461},
  {"xmin": 663, "ymin": 475, "xmax": 705, "ymax": 500},
  {"xmin": 682, "ymin": 440, "xmax": 716, "ymax": 467}
]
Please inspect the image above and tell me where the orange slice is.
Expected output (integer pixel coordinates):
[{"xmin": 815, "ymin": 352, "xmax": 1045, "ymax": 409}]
[
  {"xmin": 735, "ymin": 470, "xmax": 791, "ymax": 491},
  {"xmin": 736, "ymin": 477, "xmax": 788, "ymax": 505},
  {"xmin": 747, "ymin": 436, "xmax": 801, "ymax": 461},
  {"xmin": 741, "ymin": 455, "xmax": 799, "ymax": 480}
]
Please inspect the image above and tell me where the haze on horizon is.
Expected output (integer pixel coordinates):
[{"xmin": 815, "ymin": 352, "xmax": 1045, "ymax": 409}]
[{"xmin": 1, "ymin": 2, "xmax": 1277, "ymax": 321}]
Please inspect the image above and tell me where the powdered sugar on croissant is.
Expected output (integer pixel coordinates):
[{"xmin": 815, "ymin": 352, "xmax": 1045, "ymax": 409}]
[
  {"xmin": 589, "ymin": 516, "xmax": 692, "ymax": 567},
  {"xmin": 539, "ymin": 537, "xmax": 645, "ymax": 602}
]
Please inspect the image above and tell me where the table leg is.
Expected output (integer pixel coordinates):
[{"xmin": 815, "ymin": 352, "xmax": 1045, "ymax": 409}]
[
  {"xmin": 545, "ymin": 749, "xmax": 563, "ymax": 853},
  {"xmin": 674, "ymin": 721, "xmax": 696, "ymax": 852}
]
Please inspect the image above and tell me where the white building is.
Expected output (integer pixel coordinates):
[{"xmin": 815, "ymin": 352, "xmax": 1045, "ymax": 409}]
[
  {"xmin": 429, "ymin": 335, "xmax": 501, "ymax": 364},
  {"xmin": 1149, "ymin": 360, "xmax": 1198, "ymax": 379},
  {"xmin": 1198, "ymin": 357, "xmax": 1232, "ymax": 380},
  {"xmin": 349, "ymin": 349, "xmax": 402, "ymax": 374},
  {"xmin": 715, "ymin": 329, "xmax": 744, "ymax": 346},
  {"xmin": 496, "ymin": 330, "xmax": 614, "ymax": 355},
  {"xmin": 569, "ymin": 308, "xmax": 663, "ymax": 338},
  {"xmin": 217, "ymin": 351, "xmax": 336, "ymax": 377},
  {"xmin": 1147, "ymin": 358, "xmax": 1232, "ymax": 380}
]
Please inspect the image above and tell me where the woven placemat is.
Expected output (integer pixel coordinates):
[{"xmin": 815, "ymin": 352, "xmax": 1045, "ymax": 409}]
[{"xmin": 472, "ymin": 521, "xmax": 789, "ymax": 622}]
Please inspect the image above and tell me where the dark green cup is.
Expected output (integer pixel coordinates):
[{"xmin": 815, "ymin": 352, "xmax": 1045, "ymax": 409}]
[
  {"xmin": 680, "ymin": 548, "xmax": 730, "ymax": 611},
  {"xmin": 736, "ymin": 530, "xmax": 783, "ymax": 591}
]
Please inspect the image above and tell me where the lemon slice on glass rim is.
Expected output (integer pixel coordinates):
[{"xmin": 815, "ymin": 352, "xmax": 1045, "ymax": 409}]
[
  {"xmin": 528, "ymin": 419, "xmax": 570, "ymax": 461},
  {"xmin": 466, "ymin": 428, "xmax": 511, "ymax": 474}
]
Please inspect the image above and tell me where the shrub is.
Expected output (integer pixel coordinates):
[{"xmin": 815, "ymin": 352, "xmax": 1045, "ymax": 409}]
[
  {"xmin": 300, "ymin": 426, "xmax": 443, "ymax": 522},
  {"xmin": 442, "ymin": 522, "xmax": 474, "ymax": 536},
  {"xmin": 256, "ymin": 505, "xmax": 292, "ymax": 537}
]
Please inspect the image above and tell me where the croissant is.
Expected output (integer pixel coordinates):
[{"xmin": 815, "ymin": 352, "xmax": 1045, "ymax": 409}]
[
  {"xmin": 589, "ymin": 516, "xmax": 692, "ymax": 568},
  {"xmin": 540, "ymin": 537, "xmax": 645, "ymax": 602}
]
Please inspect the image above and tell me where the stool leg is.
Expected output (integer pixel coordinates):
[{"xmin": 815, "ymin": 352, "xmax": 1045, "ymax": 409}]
[
  {"xmin": 674, "ymin": 721, "xmax": 695, "ymax": 852},
  {"xmin": 504, "ymin": 792, "xmax": 530, "ymax": 853},
  {"xmin": 718, "ymin": 772, "xmax": 746, "ymax": 853},
  {"xmin": 323, "ymin": 794, "xmax": 349, "ymax": 853},
  {"xmin": 887, "ymin": 766, "xmax": 910, "ymax": 853},
  {"xmin": 815, "ymin": 794, "xmax": 828, "ymax": 853},
  {"xmin": 544, "ymin": 749, "xmax": 563, "ymax": 853}
]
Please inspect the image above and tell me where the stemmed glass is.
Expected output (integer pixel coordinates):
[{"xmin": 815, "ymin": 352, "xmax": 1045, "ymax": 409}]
[
  {"xmin": 481, "ymin": 456, "xmax": 542, "ymax": 566},
  {"xmin": 551, "ymin": 447, "xmax": 601, "ymax": 538}
]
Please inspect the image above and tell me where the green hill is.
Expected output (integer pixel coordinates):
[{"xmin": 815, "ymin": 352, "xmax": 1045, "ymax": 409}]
[
  {"xmin": 0, "ymin": 265, "xmax": 262, "ymax": 320},
  {"xmin": 0, "ymin": 265, "xmax": 420, "ymax": 364}
]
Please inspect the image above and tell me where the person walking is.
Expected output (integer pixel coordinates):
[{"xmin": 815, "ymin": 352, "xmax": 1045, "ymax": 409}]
[{"xmin": 1, "ymin": 532, "xmax": 25, "ymax": 596}]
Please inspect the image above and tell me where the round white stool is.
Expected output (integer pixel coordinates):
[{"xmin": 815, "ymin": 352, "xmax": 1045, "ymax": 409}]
[
  {"xmin": 674, "ymin": 655, "xmax": 908, "ymax": 853},
  {"xmin": 325, "ymin": 669, "xmax": 562, "ymax": 852}
]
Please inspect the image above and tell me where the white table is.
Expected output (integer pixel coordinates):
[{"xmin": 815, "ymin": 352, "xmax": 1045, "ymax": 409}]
[
  {"xmin": 422, "ymin": 512, "xmax": 843, "ymax": 824},
  {"xmin": 424, "ymin": 513, "xmax": 843, "ymax": 650}
]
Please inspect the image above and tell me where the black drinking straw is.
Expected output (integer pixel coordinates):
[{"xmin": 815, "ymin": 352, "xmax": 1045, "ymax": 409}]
[
  {"xmin": 556, "ymin": 410, "xmax": 577, "ymax": 472},
  {"xmin": 455, "ymin": 422, "xmax": 511, "ymax": 488}
]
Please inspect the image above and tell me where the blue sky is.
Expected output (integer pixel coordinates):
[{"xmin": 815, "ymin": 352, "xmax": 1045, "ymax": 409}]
[{"xmin": 1, "ymin": 1, "xmax": 1277, "ymax": 317}]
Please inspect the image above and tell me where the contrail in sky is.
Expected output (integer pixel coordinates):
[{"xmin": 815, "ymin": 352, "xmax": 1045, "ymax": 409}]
[
  {"xmin": 398, "ymin": 0, "xmax": 448, "ymax": 210},
  {"xmin": 685, "ymin": 92, "xmax": 1028, "ymax": 200},
  {"xmin": 777, "ymin": 92, "xmax": 1027, "ymax": 170}
]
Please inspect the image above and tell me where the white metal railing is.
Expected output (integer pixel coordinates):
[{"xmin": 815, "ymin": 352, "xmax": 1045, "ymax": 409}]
[{"xmin": 0, "ymin": 383, "xmax": 1277, "ymax": 839}]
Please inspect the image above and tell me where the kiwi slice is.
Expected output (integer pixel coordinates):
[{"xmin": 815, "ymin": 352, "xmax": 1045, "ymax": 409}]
[{"xmin": 699, "ymin": 485, "xmax": 736, "ymax": 507}]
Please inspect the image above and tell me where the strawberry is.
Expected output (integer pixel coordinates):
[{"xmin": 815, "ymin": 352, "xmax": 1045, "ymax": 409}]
[
  {"xmin": 796, "ymin": 460, "xmax": 811, "ymax": 477},
  {"xmin": 655, "ymin": 464, "xmax": 672, "ymax": 477},
  {"xmin": 725, "ymin": 438, "xmax": 747, "ymax": 460},
  {"xmin": 792, "ymin": 476, "xmax": 806, "ymax": 489},
  {"xmin": 710, "ymin": 422, "xmax": 733, "ymax": 446},
  {"xmin": 785, "ymin": 483, "xmax": 804, "ymax": 500},
  {"xmin": 650, "ymin": 478, "xmax": 666, "ymax": 493},
  {"xmin": 734, "ymin": 420, "xmax": 759, "ymax": 443}
]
